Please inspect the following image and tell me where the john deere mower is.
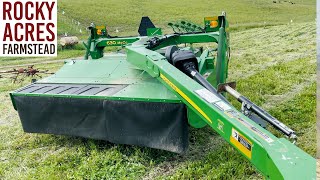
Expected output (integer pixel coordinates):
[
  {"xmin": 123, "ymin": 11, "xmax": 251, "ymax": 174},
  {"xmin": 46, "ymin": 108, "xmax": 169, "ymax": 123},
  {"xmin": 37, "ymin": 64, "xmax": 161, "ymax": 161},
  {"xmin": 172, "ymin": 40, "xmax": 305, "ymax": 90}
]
[{"xmin": 10, "ymin": 13, "xmax": 315, "ymax": 179}]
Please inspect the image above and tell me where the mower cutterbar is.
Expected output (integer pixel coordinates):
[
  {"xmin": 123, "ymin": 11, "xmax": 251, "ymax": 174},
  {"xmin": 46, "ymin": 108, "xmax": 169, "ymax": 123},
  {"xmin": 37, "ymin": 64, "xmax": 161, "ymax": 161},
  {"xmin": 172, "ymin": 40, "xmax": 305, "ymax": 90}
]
[{"xmin": 10, "ymin": 14, "xmax": 315, "ymax": 179}]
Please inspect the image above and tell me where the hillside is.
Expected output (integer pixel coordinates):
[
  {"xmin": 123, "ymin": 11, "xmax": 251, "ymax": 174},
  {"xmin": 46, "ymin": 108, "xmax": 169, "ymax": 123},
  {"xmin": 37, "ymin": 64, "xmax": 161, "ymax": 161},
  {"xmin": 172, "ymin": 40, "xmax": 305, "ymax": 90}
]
[{"xmin": 57, "ymin": 0, "xmax": 315, "ymax": 36}]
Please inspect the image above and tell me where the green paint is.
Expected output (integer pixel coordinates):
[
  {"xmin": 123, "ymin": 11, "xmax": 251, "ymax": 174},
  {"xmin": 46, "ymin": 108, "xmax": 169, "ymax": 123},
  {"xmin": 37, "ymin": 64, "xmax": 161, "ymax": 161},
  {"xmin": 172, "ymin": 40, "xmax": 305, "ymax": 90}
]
[
  {"xmin": 10, "ymin": 15, "xmax": 315, "ymax": 180},
  {"xmin": 147, "ymin": 28, "xmax": 162, "ymax": 36},
  {"xmin": 126, "ymin": 44, "xmax": 315, "ymax": 180}
]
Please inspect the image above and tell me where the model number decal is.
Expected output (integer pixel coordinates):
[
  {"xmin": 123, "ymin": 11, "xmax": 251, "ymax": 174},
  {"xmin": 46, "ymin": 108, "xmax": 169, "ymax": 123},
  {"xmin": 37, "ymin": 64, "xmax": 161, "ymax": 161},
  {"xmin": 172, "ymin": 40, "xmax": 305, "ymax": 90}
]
[{"xmin": 106, "ymin": 41, "xmax": 128, "ymax": 46}]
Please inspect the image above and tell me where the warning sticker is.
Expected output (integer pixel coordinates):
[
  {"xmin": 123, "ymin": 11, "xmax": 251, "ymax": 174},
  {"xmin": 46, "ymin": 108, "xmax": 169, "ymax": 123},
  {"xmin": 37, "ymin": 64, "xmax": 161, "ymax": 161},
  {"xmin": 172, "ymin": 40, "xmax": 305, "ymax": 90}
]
[
  {"xmin": 225, "ymin": 110, "xmax": 274, "ymax": 143},
  {"xmin": 230, "ymin": 128, "xmax": 252, "ymax": 159},
  {"xmin": 236, "ymin": 117, "xmax": 274, "ymax": 143},
  {"xmin": 195, "ymin": 89, "xmax": 220, "ymax": 103},
  {"xmin": 214, "ymin": 101, "xmax": 231, "ymax": 111}
]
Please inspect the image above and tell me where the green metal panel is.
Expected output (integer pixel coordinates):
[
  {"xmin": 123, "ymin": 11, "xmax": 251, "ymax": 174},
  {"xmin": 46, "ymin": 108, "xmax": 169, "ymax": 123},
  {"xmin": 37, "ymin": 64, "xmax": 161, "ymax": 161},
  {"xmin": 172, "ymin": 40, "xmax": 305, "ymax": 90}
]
[
  {"xmin": 147, "ymin": 28, "xmax": 162, "ymax": 36},
  {"xmin": 216, "ymin": 25, "xmax": 228, "ymax": 85},
  {"xmin": 10, "ymin": 15, "xmax": 316, "ymax": 179},
  {"xmin": 26, "ymin": 58, "xmax": 180, "ymax": 103},
  {"xmin": 125, "ymin": 44, "xmax": 316, "ymax": 180},
  {"xmin": 187, "ymin": 108, "xmax": 207, "ymax": 128}
]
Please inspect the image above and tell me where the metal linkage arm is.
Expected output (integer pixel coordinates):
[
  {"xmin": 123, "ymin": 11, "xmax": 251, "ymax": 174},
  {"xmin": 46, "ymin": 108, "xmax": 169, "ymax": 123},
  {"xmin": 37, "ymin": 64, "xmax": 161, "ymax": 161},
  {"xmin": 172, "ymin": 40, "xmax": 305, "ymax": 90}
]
[{"xmin": 219, "ymin": 84, "xmax": 297, "ymax": 140}]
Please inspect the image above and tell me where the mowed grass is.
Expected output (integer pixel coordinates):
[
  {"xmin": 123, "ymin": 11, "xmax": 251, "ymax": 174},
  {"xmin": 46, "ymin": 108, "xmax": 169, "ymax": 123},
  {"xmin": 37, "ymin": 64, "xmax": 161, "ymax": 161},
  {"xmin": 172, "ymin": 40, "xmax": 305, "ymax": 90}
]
[
  {"xmin": 0, "ymin": 0, "xmax": 316, "ymax": 179},
  {"xmin": 153, "ymin": 83, "xmax": 316, "ymax": 180},
  {"xmin": 0, "ymin": 50, "xmax": 85, "ymax": 68},
  {"xmin": 0, "ymin": 20, "xmax": 316, "ymax": 179},
  {"xmin": 57, "ymin": 0, "xmax": 315, "ymax": 36}
]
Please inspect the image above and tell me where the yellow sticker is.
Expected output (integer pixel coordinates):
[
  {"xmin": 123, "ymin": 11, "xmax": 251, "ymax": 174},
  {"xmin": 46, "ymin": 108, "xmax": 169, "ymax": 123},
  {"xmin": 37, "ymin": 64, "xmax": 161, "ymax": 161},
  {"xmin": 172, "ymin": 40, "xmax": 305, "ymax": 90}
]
[
  {"xmin": 205, "ymin": 16, "xmax": 218, "ymax": 21},
  {"xmin": 96, "ymin": 25, "xmax": 105, "ymax": 30},
  {"xmin": 230, "ymin": 128, "xmax": 252, "ymax": 159}
]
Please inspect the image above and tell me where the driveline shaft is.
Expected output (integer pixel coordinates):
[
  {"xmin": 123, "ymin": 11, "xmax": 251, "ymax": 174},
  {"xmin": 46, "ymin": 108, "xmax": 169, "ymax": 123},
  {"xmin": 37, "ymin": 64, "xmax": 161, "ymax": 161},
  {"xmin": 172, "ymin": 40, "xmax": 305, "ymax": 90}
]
[{"xmin": 182, "ymin": 62, "xmax": 230, "ymax": 104}]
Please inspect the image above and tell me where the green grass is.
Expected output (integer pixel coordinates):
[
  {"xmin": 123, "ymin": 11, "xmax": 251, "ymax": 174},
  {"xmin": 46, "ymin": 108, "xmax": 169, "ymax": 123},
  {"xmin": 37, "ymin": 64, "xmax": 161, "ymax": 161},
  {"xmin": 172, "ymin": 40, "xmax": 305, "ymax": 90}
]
[
  {"xmin": 57, "ymin": 0, "xmax": 315, "ymax": 36},
  {"xmin": 153, "ymin": 83, "xmax": 316, "ymax": 180},
  {"xmin": 229, "ymin": 22, "xmax": 316, "ymax": 80},
  {"xmin": 270, "ymin": 83, "xmax": 316, "ymax": 155},
  {"xmin": 0, "ymin": 1, "xmax": 316, "ymax": 179},
  {"xmin": 0, "ymin": 21, "xmax": 316, "ymax": 179},
  {"xmin": 0, "ymin": 50, "xmax": 85, "ymax": 68},
  {"xmin": 234, "ymin": 57, "xmax": 316, "ymax": 106}
]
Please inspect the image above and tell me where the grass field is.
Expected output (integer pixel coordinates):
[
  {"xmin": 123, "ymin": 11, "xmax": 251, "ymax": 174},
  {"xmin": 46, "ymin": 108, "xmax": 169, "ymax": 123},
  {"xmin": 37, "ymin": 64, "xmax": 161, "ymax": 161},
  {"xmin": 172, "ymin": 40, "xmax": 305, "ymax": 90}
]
[
  {"xmin": 0, "ymin": 0, "xmax": 317, "ymax": 179},
  {"xmin": 57, "ymin": 0, "xmax": 315, "ymax": 36}
]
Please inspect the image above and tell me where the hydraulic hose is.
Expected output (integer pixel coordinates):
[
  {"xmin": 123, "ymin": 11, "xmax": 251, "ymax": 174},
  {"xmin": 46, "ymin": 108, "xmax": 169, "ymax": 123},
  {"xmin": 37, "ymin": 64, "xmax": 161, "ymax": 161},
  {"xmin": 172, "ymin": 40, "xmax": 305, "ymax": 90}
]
[{"xmin": 224, "ymin": 85, "xmax": 297, "ymax": 139}]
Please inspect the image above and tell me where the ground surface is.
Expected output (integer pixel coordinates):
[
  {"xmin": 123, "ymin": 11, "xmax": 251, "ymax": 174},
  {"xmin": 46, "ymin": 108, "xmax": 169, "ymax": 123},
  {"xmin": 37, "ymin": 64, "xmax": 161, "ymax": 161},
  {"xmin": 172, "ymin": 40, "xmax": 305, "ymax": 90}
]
[
  {"xmin": 0, "ymin": 0, "xmax": 317, "ymax": 179},
  {"xmin": 0, "ymin": 21, "xmax": 316, "ymax": 179},
  {"xmin": 57, "ymin": 0, "xmax": 315, "ymax": 36}
]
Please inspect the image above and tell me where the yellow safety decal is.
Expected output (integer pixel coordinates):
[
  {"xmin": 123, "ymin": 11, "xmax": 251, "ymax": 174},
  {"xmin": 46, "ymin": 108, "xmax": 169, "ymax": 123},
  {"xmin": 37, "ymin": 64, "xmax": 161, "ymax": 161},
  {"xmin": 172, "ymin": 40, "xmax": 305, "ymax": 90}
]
[
  {"xmin": 96, "ymin": 25, "xmax": 105, "ymax": 29},
  {"xmin": 230, "ymin": 128, "xmax": 252, "ymax": 159},
  {"xmin": 205, "ymin": 16, "xmax": 218, "ymax": 21},
  {"xmin": 160, "ymin": 74, "xmax": 212, "ymax": 124}
]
